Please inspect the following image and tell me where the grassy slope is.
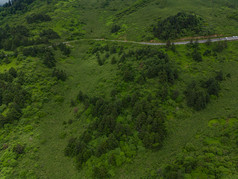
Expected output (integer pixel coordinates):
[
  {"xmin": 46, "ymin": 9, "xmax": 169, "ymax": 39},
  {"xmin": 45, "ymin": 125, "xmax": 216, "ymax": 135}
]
[
  {"xmin": 10, "ymin": 41, "xmax": 118, "ymax": 178},
  {"xmin": 113, "ymin": 42, "xmax": 238, "ymax": 178},
  {"xmin": 1, "ymin": 0, "xmax": 238, "ymax": 178},
  {"xmin": 114, "ymin": 62, "xmax": 238, "ymax": 178},
  {"xmin": 116, "ymin": 0, "xmax": 238, "ymax": 41},
  {"xmin": 9, "ymin": 40, "xmax": 238, "ymax": 178},
  {"xmin": 1, "ymin": 0, "xmax": 238, "ymax": 41},
  {"xmin": 36, "ymin": 42, "xmax": 118, "ymax": 178}
]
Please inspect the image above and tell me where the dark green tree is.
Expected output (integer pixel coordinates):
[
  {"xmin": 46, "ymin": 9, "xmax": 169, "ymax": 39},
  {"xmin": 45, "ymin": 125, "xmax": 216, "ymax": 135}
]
[{"xmin": 185, "ymin": 81, "xmax": 210, "ymax": 110}]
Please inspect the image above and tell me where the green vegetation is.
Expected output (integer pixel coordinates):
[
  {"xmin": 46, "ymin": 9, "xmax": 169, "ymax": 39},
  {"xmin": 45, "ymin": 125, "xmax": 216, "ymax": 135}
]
[
  {"xmin": 0, "ymin": 66, "xmax": 30, "ymax": 126},
  {"xmin": 151, "ymin": 118, "xmax": 238, "ymax": 178},
  {"xmin": 1, "ymin": 0, "xmax": 34, "ymax": 15},
  {"xmin": 26, "ymin": 13, "xmax": 51, "ymax": 24},
  {"xmin": 152, "ymin": 12, "xmax": 211, "ymax": 40},
  {"xmin": 1, "ymin": 0, "xmax": 238, "ymax": 178}
]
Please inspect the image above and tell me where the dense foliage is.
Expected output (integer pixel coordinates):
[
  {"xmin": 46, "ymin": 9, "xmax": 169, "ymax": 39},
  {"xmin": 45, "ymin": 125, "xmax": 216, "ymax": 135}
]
[
  {"xmin": 0, "ymin": 67, "xmax": 30, "ymax": 127},
  {"xmin": 152, "ymin": 12, "xmax": 210, "ymax": 40},
  {"xmin": 111, "ymin": 24, "xmax": 121, "ymax": 33},
  {"xmin": 0, "ymin": 24, "xmax": 60, "ymax": 51},
  {"xmin": 0, "ymin": 25, "xmax": 30, "ymax": 50},
  {"xmin": 153, "ymin": 118, "xmax": 238, "ymax": 178},
  {"xmin": 64, "ymin": 43, "xmax": 183, "ymax": 177},
  {"xmin": 26, "ymin": 13, "xmax": 51, "ymax": 24},
  {"xmin": 39, "ymin": 29, "xmax": 60, "ymax": 40},
  {"xmin": 1, "ymin": 0, "xmax": 34, "ymax": 15}
]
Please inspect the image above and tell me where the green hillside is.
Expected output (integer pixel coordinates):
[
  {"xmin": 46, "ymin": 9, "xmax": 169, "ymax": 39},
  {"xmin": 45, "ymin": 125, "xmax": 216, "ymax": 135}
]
[
  {"xmin": 1, "ymin": 0, "xmax": 238, "ymax": 178},
  {"xmin": 1, "ymin": 0, "xmax": 238, "ymax": 41}
]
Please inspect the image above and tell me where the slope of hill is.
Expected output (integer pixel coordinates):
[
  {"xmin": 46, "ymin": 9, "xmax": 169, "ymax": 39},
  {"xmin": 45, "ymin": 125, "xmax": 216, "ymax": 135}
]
[
  {"xmin": 1, "ymin": 0, "xmax": 238, "ymax": 41},
  {"xmin": 1, "ymin": 0, "xmax": 238, "ymax": 178}
]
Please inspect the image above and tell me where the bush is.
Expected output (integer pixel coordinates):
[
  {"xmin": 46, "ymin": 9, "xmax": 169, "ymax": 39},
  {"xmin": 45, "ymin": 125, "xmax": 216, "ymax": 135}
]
[
  {"xmin": 93, "ymin": 165, "xmax": 109, "ymax": 179},
  {"xmin": 185, "ymin": 81, "xmax": 210, "ymax": 110},
  {"xmin": 58, "ymin": 43, "xmax": 71, "ymax": 56},
  {"xmin": 111, "ymin": 24, "xmax": 121, "ymax": 33},
  {"xmin": 9, "ymin": 67, "xmax": 17, "ymax": 78},
  {"xmin": 6, "ymin": 103, "xmax": 22, "ymax": 123},
  {"xmin": 213, "ymin": 41, "xmax": 228, "ymax": 52},
  {"xmin": 203, "ymin": 78, "xmax": 220, "ymax": 96},
  {"xmin": 215, "ymin": 70, "xmax": 224, "ymax": 82},
  {"xmin": 203, "ymin": 49, "xmax": 211, "ymax": 56},
  {"xmin": 192, "ymin": 49, "xmax": 202, "ymax": 62},
  {"xmin": 0, "ymin": 114, "xmax": 6, "ymax": 127},
  {"xmin": 111, "ymin": 56, "xmax": 117, "ymax": 64},
  {"xmin": 52, "ymin": 69, "xmax": 67, "ymax": 81},
  {"xmin": 26, "ymin": 13, "xmax": 51, "ymax": 24},
  {"xmin": 40, "ymin": 29, "xmax": 60, "ymax": 39},
  {"xmin": 43, "ymin": 51, "xmax": 56, "ymax": 68},
  {"xmin": 13, "ymin": 144, "xmax": 25, "ymax": 155},
  {"xmin": 22, "ymin": 47, "xmax": 38, "ymax": 57}
]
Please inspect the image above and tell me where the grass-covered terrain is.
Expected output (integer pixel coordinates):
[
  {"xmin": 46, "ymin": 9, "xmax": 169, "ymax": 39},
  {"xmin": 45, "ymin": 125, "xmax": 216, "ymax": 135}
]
[
  {"xmin": 1, "ymin": 0, "xmax": 238, "ymax": 178},
  {"xmin": 2, "ymin": 39, "xmax": 238, "ymax": 178},
  {"xmin": 1, "ymin": 0, "xmax": 238, "ymax": 41}
]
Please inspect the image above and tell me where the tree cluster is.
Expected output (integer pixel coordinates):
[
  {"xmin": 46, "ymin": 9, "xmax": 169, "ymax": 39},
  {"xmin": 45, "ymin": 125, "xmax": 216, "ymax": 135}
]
[
  {"xmin": 185, "ymin": 72, "xmax": 224, "ymax": 110},
  {"xmin": 0, "ymin": 25, "xmax": 60, "ymax": 51},
  {"xmin": 187, "ymin": 40, "xmax": 228, "ymax": 61},
  {"xmin": 65, "ymin": 90, "xmax": 167, "ymax": 176},
  {"xmin": 42, "ymin": 50, "xmax": 56, "ymax": 68},
  {"xmin": 212, "ymin": 41, "xmax": 228, "ymax": 53},
  {"xmin": 52, "ymin": 68, "xmax": 67, "ymax": 81},
  {"xmin": 0, "ymin": 25, "xmax": 30, "ymax": 50},
  {"xmin": 91, "ymin": 43, "xmax": 178, "ymax": 85},
  {"xmin": 152, "ymin": 12, "xmax": 206, "ymax": 40},
  {"xmin": 1, "ymin": 0, "xmax": 34, "ymax": 15},
  {"xmin": 111, "ymin": 24, "xmax": 121, "ymax": 33},
  {"xmin": 26, "ymin": 13, "xmax": 51, "ymax": 24},
  {"xmin": 23, "ymin": 46, "xmax": 56, "ymax": 68},
  {"xmin": 0, "ymin": 68, "xmax": 30, "ymax": 127},
  {"xmin": 117, "ymin": 49, "xmax": 178, "ymax": 85},
  {"xmin": 64, "ymin": 43, "xmax": 185, "ymax": 177},
  {"xmin": 186, "ymin": 40, "xmax": 203, "ymax": 62},
  {"xmin": 39, "ymin": 29, "xmax": 60, "ymax": 40},
  {"xmin": 155, "ymin": 118, "xmax": 238, "ymax": 178},
  {"xmin": 53, "ymin": 43, "xmax": 71, "ymax": 56},
  {"xmin": 22, "ymin": 46, "xmax": 49, "ymax": 57}
]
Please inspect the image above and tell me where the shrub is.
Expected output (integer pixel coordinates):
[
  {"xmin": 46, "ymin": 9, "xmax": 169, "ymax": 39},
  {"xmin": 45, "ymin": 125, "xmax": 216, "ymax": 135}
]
[
  {"xmin": 9, "ymin": 67, "xmax": 17, "ymax": 78},
  {"xmin": 40, "ymin": 29, "xmax": 60, "ymax": 39},
  {"xmin": 58, "ymin": 43, "xmax": 71, "ymax": 56},
  {"xmin": 93, "ymin": 165, "xmax": 109, "ymax": 179},
  {"xmin": 111, "ymin": 56, "xmax": 117, "ymax": 64},
  {"xmin": 13, "ymin": 144, "xmax": 25, "ymax": 155},
  {"xmin": 192, "ymin": 49, "xmax": 202, "ymax": 62},
  {"xmin": 43, "ymin": 51, "xmax": 56, "ymax": 68},
  {"xmin": 26, "ymin": 13, "xmax": 51, "ymax": 24},
  {"xmin": 52, "ymin": 69, "xmax": 67, "ymax": 81},
  {"xmin": 111, "ymin": 24, "xmax": 121, "ymax": 33},
  {"xmin": 185, "ymin": 81, "xmax": 210, "ymax": 110}
]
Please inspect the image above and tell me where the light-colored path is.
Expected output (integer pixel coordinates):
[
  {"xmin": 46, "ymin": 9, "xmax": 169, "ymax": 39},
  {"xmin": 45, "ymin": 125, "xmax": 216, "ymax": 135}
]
[{"xmin": 92, "ymin": 36, "xmax": 238, "ymax": 46}]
